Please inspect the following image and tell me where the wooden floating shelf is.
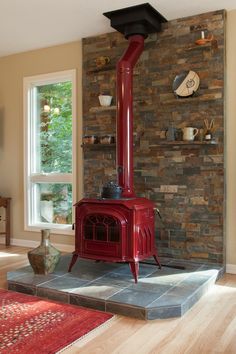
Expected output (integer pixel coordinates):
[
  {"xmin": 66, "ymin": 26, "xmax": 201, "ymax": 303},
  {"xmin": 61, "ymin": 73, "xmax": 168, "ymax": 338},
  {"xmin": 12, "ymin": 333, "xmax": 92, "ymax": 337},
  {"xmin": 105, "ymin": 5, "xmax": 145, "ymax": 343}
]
[
  {"xmin": 89, "ymin": 94, "xmax": 223, "ymax": 111},
  {"xmin": 89, "ymin": 105, "xmax": 116, "ymax": 113},
  {"xmin": 159, "ymin": 94, "xmax": 223, "ymax": 105},
  {"xmin": 81, "ymin": 143, "xmax": 116, "ymax": 149},
  {"xmin": 149, "ymin": 140, "xmax": 218, "ymax": 147},
  {"xmin": 86, "ymin": 65, "xmax": 116, "ymax": 74},
  {"xmin": 187, "ymin": 42, "xmax": 212, "ymax": 50},
  {"xmin": 82, "ymin": 141, "xmax": 218, "ymax": 148}
]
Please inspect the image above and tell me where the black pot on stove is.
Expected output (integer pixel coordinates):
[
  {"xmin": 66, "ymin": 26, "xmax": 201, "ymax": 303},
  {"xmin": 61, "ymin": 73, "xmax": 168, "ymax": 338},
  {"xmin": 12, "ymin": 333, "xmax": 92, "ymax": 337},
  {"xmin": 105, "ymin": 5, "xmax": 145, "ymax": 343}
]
[{"xmin": 101, "ymin": 181, "xmax": 123, "ymax": 199}]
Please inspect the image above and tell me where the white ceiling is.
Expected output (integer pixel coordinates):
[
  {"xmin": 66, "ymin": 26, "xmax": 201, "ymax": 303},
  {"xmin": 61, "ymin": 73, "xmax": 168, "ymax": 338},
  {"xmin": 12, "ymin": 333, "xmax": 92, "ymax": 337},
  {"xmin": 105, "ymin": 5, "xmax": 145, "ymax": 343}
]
[{"xmin": 0, "ymin": 0, "xmax": 235, "ymax": 57}]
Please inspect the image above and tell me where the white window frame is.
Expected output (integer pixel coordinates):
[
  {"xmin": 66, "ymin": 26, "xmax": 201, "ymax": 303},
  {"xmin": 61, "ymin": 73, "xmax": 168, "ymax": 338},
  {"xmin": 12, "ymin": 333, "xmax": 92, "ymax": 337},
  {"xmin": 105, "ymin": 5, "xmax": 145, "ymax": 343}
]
[{"xmin": 23, "ymin": 70, "xmax": 76, "ymax": 234}]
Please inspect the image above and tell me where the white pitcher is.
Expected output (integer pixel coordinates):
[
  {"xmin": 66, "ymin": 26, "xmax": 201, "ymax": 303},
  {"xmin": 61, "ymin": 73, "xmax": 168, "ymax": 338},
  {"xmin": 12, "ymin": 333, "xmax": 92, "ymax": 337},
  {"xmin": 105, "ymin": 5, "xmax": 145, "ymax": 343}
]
[{"xmin": 182, "ymin": 127, "xmax": 198, "ymax": 141}]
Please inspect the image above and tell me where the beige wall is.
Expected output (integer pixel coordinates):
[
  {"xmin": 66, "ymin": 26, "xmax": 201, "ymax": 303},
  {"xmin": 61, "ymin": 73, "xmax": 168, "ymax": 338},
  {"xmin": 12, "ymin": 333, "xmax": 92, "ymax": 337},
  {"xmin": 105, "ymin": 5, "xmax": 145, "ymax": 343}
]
[
  {"xmin": 0, "ymin": 41, "xmax": 82, "ymax": 247},
  {"xmin": 226, "ymin": 10, "xmax": 236, "ymax": 266},
  {"xmin": 0, "ymin": 10, "xmax": 236, "ymax": 264}
]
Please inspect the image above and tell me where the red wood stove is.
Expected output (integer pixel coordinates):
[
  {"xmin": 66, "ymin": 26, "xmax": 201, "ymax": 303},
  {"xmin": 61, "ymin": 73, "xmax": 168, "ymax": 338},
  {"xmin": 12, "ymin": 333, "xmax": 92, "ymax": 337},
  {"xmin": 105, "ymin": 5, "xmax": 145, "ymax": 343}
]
[{"xmin": 69, "ymin": 4, "xmax": 167, "ymax": 282}]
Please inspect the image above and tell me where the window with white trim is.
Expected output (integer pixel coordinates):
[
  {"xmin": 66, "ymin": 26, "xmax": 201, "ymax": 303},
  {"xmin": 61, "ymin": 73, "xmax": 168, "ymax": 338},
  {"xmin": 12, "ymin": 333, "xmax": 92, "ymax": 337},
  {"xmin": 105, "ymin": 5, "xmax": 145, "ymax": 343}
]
[{"xmin": 24, "ymin": 70, "xmax": 76, "ymax": 233}]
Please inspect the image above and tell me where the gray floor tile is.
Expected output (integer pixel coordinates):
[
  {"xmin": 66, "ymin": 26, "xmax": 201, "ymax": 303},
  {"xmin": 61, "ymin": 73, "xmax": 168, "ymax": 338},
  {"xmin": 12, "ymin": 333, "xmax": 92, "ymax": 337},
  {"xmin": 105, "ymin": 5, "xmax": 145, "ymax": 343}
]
[
  {"xmin": 167, "ymin": 260, "xmax": 202, "ymax": 271},
  {"xmin": 128, "ymin": 281, "xmax": 171, "ymax": 294},
  {"xmin": 147, "ymin": 293, "xmax": 186, "ymax": 308},
  {"xmin": 112, "ymin": 263, "xmax": 159, "ymax": 278},
  {"xmin": 107, "ymin": 287, "xmax": 161, "ymax": 307},
  {"xmin": 7, "ymin": 268, "xmax": 33, "ymax": 280},
  {"xmin": 71, "ymin": 281, "xmax": 124, "ymax": 300},
  {"xmin": 145, "ymin": 268, "xmax": 190, "ymax": 286},
  {"xmin": 37, "ymin": 275, "xmax": 89, "ymax": 292},
  {"xmin": 8, "ymin": 273, "xmax": 59, "ymax": 286},
  {"xmin": 90, "ymin": 272, "xmax": 134, "ymax": 287}
]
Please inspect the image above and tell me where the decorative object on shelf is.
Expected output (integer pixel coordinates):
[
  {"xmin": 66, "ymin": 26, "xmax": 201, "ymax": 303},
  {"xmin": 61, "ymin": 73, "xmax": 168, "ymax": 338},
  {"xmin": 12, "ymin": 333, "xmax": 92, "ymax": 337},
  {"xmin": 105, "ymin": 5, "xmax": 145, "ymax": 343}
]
[
  {"xmin": 28, "ymin": 229, "xmax": 61, "ymax": 275},
  {"xmin": 175, "ymin": 128, "xmax": 183, "ymax": 141},
  {"xmin": 83, "ymin": 135, "xmax": 97, "ymax": 144},
  {"xmin": 198, "ymin": 128, "xmax": 205, "ymax": 142},
  {"xmin": 195, "ymin": 31, "xmax": 215, "ymax": 46},
  {"xmin": 204, "ymin": 118, "xmax": 214, "ymax": 141},
  {"xmin": 182, "ymin": 127, "xmax": 199, "ymax": 141},
  {"xmin": 165, "ymin": 125, "xmax": 176, "ymax": 141},
  {"xmin": 98, "ymin": 94, "xmax": 113, "ymax": 106},
  {"xmin": 101, "ymin": 181, "xmax": 123, "ymax": 199},
  {"xmin": 100, "ymin": 135, "xmax": 115, "ymax": 144},
  {"xmin": 94, "ymin": 56, "xmax": 110, "ymax": 68},
  {"xmin": 173, "ymin": 70, "xmax": 200, "ymax": 98}
]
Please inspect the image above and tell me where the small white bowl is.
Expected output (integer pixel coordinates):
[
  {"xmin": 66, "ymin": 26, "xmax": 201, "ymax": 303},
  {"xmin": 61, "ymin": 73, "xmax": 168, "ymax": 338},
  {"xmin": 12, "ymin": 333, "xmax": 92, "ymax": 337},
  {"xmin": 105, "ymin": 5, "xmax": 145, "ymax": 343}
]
[{"xmin": 98, "ymin": 95, "xmax": 112, "ymax": 107}]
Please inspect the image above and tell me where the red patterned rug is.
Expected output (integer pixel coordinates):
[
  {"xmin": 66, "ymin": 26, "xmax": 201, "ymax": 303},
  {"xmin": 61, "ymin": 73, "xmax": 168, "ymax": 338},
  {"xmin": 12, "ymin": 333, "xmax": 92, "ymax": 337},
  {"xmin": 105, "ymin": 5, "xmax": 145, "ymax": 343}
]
[{"xmin": 0, "ymin": 289, "xmax": 113, "ymax": 353}]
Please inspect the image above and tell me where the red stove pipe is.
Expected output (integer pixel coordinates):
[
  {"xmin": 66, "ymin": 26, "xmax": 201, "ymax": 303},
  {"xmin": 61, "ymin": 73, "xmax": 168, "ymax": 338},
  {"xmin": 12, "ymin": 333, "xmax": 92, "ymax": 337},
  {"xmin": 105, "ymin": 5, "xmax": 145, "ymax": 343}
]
[{"xmin": 116, "ymin": 34, "xmax": 144, "ymax": 198}]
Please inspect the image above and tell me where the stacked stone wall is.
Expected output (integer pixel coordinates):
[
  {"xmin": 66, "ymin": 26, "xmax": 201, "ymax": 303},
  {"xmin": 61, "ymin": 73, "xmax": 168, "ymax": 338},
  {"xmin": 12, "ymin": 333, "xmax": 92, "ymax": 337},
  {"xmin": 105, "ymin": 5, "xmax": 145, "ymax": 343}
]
[{"xmin": 82, "ymin": 10, "xmax": 225, "ymax": 263}]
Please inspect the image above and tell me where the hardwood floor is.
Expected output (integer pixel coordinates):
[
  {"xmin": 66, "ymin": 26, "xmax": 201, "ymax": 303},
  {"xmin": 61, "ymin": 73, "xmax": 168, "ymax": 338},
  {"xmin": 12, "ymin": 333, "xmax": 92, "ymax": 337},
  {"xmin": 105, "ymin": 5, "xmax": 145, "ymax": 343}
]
[{"xmin": 1, "ymin": 245, "xmax": 236, "ymax": 354}]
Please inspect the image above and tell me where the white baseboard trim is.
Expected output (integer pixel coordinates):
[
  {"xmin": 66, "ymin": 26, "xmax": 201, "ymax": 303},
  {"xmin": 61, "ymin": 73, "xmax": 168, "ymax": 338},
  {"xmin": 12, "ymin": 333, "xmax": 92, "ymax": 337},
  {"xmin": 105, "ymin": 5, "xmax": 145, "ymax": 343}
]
[
  {"xmin": 226, "ymin": 264, "xmax": 236, "ymax": 274},
  {"xmin": 0, "ymin": 238, "xmax": 74, "ymax": 253}
]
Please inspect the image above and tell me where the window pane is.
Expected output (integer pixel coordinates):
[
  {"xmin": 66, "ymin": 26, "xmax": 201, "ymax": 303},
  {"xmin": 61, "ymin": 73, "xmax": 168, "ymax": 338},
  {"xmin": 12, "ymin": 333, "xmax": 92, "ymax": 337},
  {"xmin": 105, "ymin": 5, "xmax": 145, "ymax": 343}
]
[
  {"xmin": 37, "ymin": 82, "xmax": 72, "ymax": 173},
  {"xmin": 24, "ymin": 70, "xmax": 76, "ymax": 230},
  {"xmin": 36, "ymin": 183, "xmax": 72, "ymax": 224}
]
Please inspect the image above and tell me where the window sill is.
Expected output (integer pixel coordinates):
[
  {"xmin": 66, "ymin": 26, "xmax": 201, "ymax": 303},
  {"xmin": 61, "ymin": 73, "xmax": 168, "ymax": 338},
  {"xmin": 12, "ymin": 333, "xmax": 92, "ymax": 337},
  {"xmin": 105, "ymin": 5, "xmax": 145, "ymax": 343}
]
[{"xmin": 25, "ymin": 224, "xmax": 74, "ymax": 236}]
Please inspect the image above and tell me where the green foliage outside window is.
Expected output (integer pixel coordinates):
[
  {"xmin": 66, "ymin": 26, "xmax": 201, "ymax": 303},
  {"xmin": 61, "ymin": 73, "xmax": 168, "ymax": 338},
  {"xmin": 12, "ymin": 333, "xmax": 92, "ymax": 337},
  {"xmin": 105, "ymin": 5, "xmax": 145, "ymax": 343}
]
[
  {"xmin": 38, "ymin": 81, "xmax": 72, "ymax": 174},
  {"xmin": 37, "ymin": 82, "xmax": 73, "ymax": 224}
]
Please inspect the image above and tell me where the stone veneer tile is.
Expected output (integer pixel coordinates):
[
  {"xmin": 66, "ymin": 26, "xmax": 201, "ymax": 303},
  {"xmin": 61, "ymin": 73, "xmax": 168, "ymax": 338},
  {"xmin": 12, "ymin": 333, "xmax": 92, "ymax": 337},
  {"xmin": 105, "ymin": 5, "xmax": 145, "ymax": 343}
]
[
  {"xmin": 181, "ymin": 278, "xmax": 216, "ymax": 315},
  {"xmin": 8, "ymin": 281, "xmax": 36, "ymax": 295},
  {"xmin": 147, "ymin": 293, "xmax": 186, "ymax": 309},
  {"xmin": 70, "ymin": 294, "xmax": 105, "ymax": 312},
  {"xmin": 36, "ymin": 287, "xmax": 69, "ymax": 303},
  {"xmin": 106, "ymin": 302, "xmax": 146, "ymax": 320},
  {"xmin": 147, "ymin": 305, "xmax": 182, "ymax": 320}
]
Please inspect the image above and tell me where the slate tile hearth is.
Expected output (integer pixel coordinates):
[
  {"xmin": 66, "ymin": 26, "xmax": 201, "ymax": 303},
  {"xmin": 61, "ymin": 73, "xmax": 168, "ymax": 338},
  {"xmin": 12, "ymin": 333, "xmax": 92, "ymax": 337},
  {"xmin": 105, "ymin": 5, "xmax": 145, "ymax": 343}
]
[{"xmin": 7, "ymin": 254, "xmax": 224, "ymax": 320}]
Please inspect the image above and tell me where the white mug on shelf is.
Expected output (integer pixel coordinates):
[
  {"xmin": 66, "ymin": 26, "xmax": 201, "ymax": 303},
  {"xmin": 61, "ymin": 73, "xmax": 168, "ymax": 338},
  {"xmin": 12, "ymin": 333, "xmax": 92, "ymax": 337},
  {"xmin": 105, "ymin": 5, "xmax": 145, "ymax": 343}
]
[
  {"xmin": 98, "ymin": 95, "xmax": 112, "ymax": 107},
  {"xmin": 182, "ymin": 127, "xmax": 198, "ymax": 141}
]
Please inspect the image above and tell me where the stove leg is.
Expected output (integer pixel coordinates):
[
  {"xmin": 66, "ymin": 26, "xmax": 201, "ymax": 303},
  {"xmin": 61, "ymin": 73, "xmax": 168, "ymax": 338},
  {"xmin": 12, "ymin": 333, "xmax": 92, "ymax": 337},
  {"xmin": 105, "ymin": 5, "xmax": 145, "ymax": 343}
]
[
  {"xmin": 129, "ymin": 261, "xmax": 139, "ymax": 283},
  {"xmin": 153, "ymin": 253, "xmax": 162, "ymax": 269},
  {"xmin": 68, "ymin": 253, "xmax": 79, "ymax": 272}
]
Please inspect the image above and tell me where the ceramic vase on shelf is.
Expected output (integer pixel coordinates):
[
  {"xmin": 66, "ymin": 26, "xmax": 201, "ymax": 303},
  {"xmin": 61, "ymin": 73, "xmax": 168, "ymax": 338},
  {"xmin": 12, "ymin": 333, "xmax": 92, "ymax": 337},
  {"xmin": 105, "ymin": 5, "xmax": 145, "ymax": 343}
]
[{"xmin": 28, "ymin": 229, "xmax": 61, "ymax": 275}]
